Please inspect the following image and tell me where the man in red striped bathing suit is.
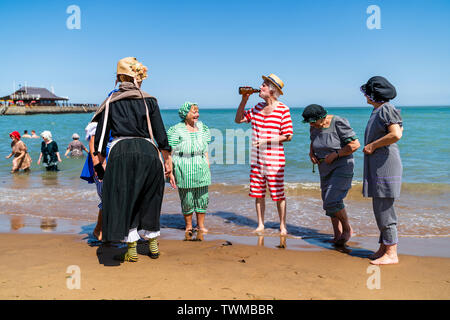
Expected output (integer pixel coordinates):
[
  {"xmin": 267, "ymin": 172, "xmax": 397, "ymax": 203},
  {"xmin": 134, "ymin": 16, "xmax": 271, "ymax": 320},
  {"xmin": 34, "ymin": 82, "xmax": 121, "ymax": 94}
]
[{"xmin": 235, "ymin": 74, "xmax": 293, "ymax": 235}]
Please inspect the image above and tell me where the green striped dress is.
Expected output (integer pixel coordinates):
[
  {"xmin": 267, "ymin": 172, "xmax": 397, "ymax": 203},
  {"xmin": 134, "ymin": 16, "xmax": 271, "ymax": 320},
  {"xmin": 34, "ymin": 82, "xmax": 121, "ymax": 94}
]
[{"xmin": 167, "ymin": 121, "xmax": 211, "ymax": 188}]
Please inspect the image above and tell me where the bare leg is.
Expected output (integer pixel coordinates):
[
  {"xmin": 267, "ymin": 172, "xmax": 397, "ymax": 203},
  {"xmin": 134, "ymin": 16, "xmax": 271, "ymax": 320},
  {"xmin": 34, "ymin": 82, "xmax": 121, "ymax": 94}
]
[
  {"xmin": 184, "ymin": 213, "xmax": 194, "ymax": 240},
  {"xmin": 93, "ymin": 209, "xmax": 102, "ymax": 241},
  {"xmin": 370, "ymin": 244, "xmax": 399, "ymax": 265},
  {"xmin": 184, "ymin": 213, "xmax": 193, "ymax": 231},
  {"xmin": 253, "ymin": 197, "xmax": 265, "ymax": 233},
  {"xmin": 334, "ymin": 208, "xmax": 352, "ymax": 245},
  {"xmin": 329, "ymin": 217, "xmax": 342, "ymax": 243},
  {"xmin": 276, "ymin": 199, "xmax": 287, "ymax": 235},
  {"xmin": 196, "ymin": 212, "xmax": 208, "ymax": 233}
]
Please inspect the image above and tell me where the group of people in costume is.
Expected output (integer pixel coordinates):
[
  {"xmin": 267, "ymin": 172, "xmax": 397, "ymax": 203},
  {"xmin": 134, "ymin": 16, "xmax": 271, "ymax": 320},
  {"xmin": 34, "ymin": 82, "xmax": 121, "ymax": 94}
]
[
  {"xmin": 82, "ymin": 56, "xmax": 403, "ymax": 266},
  {"xmin": 6, "ymin": 129, "xmax": 90, "ymax": 173},
  {"xmin": 6, "ymin": 130, "xmax": 63, "ymax": 172}
]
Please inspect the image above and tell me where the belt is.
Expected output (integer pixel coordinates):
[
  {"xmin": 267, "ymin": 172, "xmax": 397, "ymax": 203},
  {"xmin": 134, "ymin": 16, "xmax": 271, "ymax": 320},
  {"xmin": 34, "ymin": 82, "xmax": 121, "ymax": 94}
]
[
  {"xmin": 174, "ymin": 151, "xmax": 204, "ymax": 158},
  {"xmin": 110, "ymin": 136, "xmax": 164, "ymax": 174}
]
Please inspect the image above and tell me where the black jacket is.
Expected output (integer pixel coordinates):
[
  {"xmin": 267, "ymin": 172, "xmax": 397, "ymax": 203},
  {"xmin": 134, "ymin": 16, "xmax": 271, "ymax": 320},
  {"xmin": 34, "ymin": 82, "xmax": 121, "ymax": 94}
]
[{"xmin": 94, "ymin": 97, "xmax": 171, "ymax": 156}]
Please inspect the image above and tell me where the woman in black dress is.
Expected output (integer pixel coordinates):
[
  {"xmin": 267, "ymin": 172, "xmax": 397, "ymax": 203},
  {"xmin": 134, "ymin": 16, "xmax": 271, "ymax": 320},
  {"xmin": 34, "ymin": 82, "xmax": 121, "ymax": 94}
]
[
  {"xmin": 93, "ymin": 57, "xmax": 173, "ymax": 262},
  {"xmin": 37, "ymin": 130, "xmax": 62, "ymax": 171}
]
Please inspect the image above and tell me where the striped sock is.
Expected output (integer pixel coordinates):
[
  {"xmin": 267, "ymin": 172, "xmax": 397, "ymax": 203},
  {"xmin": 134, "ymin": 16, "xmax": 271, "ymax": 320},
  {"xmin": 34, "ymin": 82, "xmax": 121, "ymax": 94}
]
[
  {"xmin": 149, "ymin": 238, "xmax": 159, "ymax": 259},
  {"xmin": 114, "ymin": 242, "xmax": 138, "ymax": 262}
]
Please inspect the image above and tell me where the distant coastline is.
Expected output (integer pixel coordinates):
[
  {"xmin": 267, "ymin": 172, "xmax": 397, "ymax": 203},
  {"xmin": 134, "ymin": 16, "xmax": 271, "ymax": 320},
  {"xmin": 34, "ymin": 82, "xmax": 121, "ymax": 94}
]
[{"xmin": 0, "ymin": 105, "xmax": 97, "ymax": 115}]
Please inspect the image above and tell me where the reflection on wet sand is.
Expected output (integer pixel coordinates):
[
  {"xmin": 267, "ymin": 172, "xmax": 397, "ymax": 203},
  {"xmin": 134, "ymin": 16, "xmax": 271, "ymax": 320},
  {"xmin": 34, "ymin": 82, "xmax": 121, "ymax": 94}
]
[
  {"xmin": 11, "ymin": 172, "xmax": 31, "ymax": 189},
  {"xmin": 184, "ymin": 229, "xmax": 205, "ymax": 241},
  {"xmin": 41, "ymin": 171, "xmax": 59, "ymax": 187},
  {"xmin": 257, "ymin": 235, "xmax": 264, "ymax": 246},
  {"xmin": 40, "ymin": 217, "xmax": 57, "ymax": 232},
  {"xmin": 257, "ymin": 235, "xmax": 288, "ymax": 249},
  {"xmin": 10, "ymin": 216, "xmax": 24, "ymax": 231},
  {"xmin": 277, "ymin": 236, "xmax": 287, "ymax": 249}
]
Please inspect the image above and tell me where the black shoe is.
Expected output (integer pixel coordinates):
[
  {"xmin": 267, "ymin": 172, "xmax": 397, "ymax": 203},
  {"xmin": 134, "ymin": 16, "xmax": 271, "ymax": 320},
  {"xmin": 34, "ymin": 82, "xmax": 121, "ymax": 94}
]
[{"xmin": 149, "ymin": 252, "xmax": 160, "ymax": 259}]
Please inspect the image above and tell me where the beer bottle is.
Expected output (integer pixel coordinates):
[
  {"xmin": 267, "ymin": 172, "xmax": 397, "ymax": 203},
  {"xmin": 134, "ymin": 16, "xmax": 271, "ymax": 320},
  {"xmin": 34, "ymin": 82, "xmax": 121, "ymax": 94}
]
[{"xmin": 239, "ymin": 87, "xmax": 260, "ymax": 95}]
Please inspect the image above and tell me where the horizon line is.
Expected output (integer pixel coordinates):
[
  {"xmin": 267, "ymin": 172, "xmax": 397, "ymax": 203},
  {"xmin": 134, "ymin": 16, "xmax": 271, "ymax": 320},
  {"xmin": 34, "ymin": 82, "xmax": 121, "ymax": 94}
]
[{"xmin": 160, "ymin": 105, "xmax": 450, "ymax": 110}]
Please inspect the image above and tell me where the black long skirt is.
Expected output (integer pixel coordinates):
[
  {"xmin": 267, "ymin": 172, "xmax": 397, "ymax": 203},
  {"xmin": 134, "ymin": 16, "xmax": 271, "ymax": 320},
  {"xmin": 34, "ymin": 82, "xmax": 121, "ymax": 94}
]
[{"xmin": 102, "ymin": 138, "xmax": 165, "ymax": 242}]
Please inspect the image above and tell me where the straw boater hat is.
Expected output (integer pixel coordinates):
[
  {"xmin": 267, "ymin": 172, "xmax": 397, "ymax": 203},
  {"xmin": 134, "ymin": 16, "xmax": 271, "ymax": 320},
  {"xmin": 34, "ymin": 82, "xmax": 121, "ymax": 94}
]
[
  {"xmin": 116, "ymin": 57, "xmax": 148, "ymax": 83},
  {"xmin": 262, "ymin": 73, "xmax": 284, "ymax": 95}
]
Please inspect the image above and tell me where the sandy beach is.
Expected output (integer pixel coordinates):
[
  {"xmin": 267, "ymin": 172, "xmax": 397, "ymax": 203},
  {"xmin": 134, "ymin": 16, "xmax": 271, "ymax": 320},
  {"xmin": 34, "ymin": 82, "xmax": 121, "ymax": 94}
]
[{"xmin": 0, "ymin": 230, "xmax": 449, "ymax": 300}]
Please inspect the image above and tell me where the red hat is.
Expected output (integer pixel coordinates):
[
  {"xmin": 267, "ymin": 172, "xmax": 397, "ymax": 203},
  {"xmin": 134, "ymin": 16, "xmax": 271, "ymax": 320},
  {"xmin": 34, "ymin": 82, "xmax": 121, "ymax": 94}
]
[{"xmin": 9, "ymin": 131, "xmax": 21, "ymax": 140}]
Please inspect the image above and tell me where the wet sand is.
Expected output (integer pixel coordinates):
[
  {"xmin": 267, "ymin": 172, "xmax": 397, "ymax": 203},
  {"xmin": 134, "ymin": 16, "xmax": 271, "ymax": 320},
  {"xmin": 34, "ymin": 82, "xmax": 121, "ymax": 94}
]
[{"xmin": 0, "ymin": 217, "xmax": 449, "ymax": 300}]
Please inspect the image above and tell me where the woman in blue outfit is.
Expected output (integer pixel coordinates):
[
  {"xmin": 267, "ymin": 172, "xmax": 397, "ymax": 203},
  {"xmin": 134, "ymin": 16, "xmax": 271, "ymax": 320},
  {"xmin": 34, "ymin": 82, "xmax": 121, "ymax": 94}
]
[
  {"xmin": 361, "ymin": 76, "xmax": 403, "ymax": 265},
  {"xmin": 80, "ymin": 122, "xmax": 112, "ymax": 241},
  {"xmin": 303, "ymin": 104, "xmax": 360, "ymax": 246}
]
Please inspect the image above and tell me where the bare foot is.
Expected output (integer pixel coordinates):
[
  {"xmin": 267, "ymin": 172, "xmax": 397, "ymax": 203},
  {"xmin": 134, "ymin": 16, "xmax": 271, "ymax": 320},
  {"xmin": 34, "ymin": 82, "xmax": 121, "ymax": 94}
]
[
  {"xmin": 369, "ymin": 244, "xmax": 386, "ymax": 260},
  {"xmin": 280, "ymin": 227, "xmax": 287, "ymax": 236},
  {"xmin": 341, "ymin": 227, "xmax": 353, "ymax": 243},
  {"xmin": 335, "ymin": 227, "xmax": 352, "ymax": 246},
  {"xmin": 369, "ymin": 249, "xmax": 385, "ymax": 260},
  {"xmin": 253, "ymin": 225, "xmax": 265, "ymax": 234},
  {"xmin": 370, "ymin": 254, "xmax": 399, "ymax": 265},
  {"xmin": 195, "ymin": 230, "xmax": 204, "ymax": 241},
  {"xmin": 328, "ymin": 235, "xmax": 342, "ymax": 243},
  {"xmin": 184, "ymin": 229, "xmax": 193, "ymax": 241},
  {"xmin": 197, "ymin": 227, "xmax": 208, "ymax": 233}
]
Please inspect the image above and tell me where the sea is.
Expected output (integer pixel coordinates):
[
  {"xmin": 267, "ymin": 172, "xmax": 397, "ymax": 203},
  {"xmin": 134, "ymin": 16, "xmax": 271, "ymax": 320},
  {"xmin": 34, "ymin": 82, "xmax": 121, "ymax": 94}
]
[{"xmin": 0, "ymin": 106, "xmax": 449, "ymax": 253}]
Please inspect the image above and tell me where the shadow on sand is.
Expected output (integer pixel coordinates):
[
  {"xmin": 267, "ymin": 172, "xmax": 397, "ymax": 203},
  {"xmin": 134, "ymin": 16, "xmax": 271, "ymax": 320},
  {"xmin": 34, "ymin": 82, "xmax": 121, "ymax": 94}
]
[
  {"xmin": 79, "ymin": 223, "xmax": 161, "ymax": 266},
  {"xmin": 210, "ymin": 211, "xmax": 375, "ymax": 259},
  {"xmin": 78, "ymin": 209, "xmax": 375, "ymax": 265}
]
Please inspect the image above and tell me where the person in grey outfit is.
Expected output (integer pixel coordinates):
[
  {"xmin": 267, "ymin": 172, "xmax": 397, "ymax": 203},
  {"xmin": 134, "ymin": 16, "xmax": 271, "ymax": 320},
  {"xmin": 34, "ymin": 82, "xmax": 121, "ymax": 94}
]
[
  {"xmin": 361, "ymin": 76, "xmax": 403, "ymax": 265},
  {"xmin": 303, "ymin": 104, "xmax": 360, "ymax": 246}
]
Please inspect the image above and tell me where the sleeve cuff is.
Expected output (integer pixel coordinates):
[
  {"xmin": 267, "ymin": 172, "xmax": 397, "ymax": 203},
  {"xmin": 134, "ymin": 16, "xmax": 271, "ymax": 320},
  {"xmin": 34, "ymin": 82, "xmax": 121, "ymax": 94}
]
[{"xmin": 343, "ymin": 136, "xmax": 358, "ymax": 144}]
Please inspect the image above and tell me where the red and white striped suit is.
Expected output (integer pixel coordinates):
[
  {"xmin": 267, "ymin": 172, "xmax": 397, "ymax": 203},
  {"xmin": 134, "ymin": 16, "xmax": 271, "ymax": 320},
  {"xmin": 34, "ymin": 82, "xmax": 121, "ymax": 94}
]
[{"xmin": 244, "ymin": 101, "xmax": 293, "ymax": 201}]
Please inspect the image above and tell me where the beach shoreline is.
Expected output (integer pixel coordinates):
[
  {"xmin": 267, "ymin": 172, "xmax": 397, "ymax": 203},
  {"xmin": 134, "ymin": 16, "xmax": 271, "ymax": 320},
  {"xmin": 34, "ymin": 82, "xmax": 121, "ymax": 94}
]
[
  {"xmin": 0, "ymin": 230, "xmax": 449, "ymax": 300},
  {"xmin": 2, "ymin": 213, "xmax": 449, "ymax": 258}
]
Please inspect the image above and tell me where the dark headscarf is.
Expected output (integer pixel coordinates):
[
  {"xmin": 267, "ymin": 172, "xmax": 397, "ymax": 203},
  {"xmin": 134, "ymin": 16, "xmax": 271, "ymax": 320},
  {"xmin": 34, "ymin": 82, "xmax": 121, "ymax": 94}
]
[
  {"xmin": 361, "ymin": 76, "xmax": 397, "ymax": 103},
  {"xmin": 302, "ymin": 104, "xmax": 328, "ymax": 123}
]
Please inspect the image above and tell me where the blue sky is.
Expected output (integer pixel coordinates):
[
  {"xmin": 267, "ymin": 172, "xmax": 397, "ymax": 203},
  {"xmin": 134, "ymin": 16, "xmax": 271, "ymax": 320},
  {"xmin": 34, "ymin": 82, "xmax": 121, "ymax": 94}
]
[{"xmin": 1, "ymin": 0, "xmax": 449, "ymax": 108}]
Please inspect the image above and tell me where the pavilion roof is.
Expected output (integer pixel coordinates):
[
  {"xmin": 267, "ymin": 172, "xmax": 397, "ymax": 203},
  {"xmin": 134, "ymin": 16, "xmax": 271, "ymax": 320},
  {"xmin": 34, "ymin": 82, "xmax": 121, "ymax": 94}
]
[{"xmin": 0, "ymin": 87, "xmax": 69, "ymax": 101}]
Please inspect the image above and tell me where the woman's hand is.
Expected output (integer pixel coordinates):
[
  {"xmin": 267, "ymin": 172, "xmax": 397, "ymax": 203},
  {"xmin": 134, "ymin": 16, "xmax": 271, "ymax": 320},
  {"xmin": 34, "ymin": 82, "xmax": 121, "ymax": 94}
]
[
  {"xmin": 241, "ymin": 92, "xmax": 251, "ymax": 102},
  {"xmin": 363, "ymin": 143, "xmax": 376, "ymax": 155},
  {"xmin": 364, "ymin": 124, "xmax": 401, "ymax": 155},
  {"xmin": 325, "ymin": 151, "xmax": 339, "ymax": 164},
  {"xmin": 309, "ymin": 152, "xmax": 319, "ymax": 164},
  {"xmin": 164, "ymin": 160, "xmax": 173, "ymax": 178},
  {"xmin": 252, "ymin": 139, "xmax": 268, "ymax": 148},
  {"xmin": 205, "ymin": 152, "xmax": 210, "ymax": 168},
  {"xmin": 169, "ymin": 173, "xmax": 177, "ymax": 189}
]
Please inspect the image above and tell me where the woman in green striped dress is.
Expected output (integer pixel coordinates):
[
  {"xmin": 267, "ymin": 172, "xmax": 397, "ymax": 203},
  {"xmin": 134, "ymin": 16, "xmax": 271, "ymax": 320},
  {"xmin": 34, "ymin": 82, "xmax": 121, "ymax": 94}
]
[{"xmin": 167, "ymin": 102, "xmax": 211, "ymax": 237}]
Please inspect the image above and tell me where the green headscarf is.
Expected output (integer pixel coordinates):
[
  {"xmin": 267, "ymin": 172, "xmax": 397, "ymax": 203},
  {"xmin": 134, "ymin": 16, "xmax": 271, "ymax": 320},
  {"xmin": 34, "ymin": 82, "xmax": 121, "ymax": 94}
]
[{"xmin": 178, "ymin": 101, "xmax": 197, "ymax": 121}]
